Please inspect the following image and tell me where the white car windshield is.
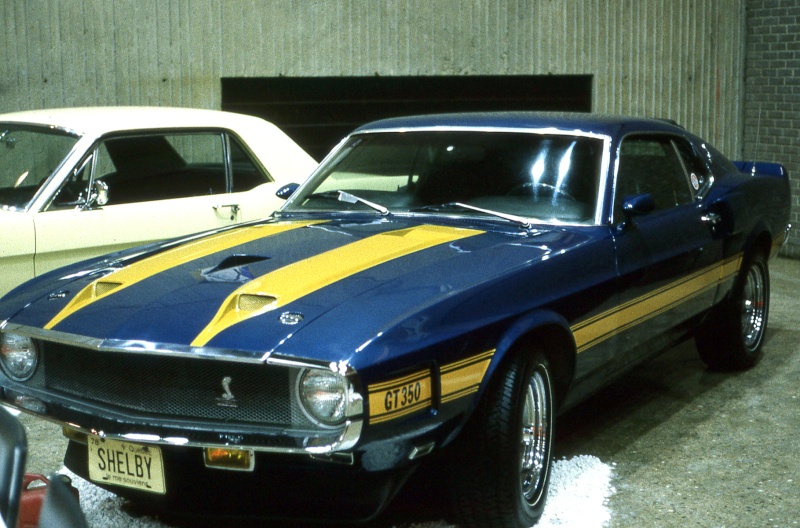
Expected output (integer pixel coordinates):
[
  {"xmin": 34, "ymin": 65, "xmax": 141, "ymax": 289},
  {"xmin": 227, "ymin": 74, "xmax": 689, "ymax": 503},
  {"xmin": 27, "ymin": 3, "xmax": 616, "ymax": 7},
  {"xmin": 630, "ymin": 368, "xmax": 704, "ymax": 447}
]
[
  {"xmin": 0, "ymin": 126, "xmax": 80, "ymax": 210},
  {"xmin": 285, "ymin": 131, "xmax": 604, "ymax": 225}
]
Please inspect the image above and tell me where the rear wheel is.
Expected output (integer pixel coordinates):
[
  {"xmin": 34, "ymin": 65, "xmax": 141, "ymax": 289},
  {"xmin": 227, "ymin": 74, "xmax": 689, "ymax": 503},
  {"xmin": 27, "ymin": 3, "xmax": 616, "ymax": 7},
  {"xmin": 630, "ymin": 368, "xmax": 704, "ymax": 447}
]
[
  {"xmin": 696, "ymin": 251, "xmax": 769, "ymax": 370},
  {"xmin": 448, "ymin": 352, "xmax": 554, "ymax": 528}
]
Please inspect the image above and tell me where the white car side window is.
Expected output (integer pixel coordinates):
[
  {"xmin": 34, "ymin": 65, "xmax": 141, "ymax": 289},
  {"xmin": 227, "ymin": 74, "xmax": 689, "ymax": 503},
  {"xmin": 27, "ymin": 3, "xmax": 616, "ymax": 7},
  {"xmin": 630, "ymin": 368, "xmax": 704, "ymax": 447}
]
[
  {"xmin": 94, "ymin": 133, "xmax": 227, "ymax": 205},
  {"xmin": 94, "ymin": 143, "xmax": 115, "ymax": 179},
  {"xmin": 49, "ymin": 132, "xmax": 272, "ymax": 211},
  {"xmin": 1, "ymin": 128, "xmax": 79, "ymax": 210}
]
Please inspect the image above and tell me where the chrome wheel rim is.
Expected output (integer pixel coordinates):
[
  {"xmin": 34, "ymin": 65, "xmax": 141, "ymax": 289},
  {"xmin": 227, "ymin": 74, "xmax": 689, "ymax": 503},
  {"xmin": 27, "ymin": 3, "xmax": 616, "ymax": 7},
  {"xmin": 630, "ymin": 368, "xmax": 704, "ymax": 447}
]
[
  {"xmin": 520, "ymin": 369, "xmax": 550, "ymax": 503},
  {"xmin": 741, "ymin": 263, "xmax": 767, "ymax": 350}
]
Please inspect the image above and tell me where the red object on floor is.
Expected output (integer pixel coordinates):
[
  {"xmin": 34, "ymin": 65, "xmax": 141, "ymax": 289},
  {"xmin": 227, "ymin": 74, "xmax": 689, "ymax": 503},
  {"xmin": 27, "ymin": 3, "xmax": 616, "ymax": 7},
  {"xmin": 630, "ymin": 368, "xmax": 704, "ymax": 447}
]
[{"xmin": 16, "ymin": 474, "xmax": 80, "ymax": 528}]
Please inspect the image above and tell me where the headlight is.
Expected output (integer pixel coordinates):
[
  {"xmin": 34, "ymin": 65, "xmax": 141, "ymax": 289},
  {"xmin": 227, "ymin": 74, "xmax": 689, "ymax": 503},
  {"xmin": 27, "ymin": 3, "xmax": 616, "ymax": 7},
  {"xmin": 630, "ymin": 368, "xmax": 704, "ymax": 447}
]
[
  {"xmin": 0, "ymin": 333, "xmax": 39, "ymax": 381},
  {"xmin": 298, "ymin": 369, "xmax": 349, "ymax": 427}
]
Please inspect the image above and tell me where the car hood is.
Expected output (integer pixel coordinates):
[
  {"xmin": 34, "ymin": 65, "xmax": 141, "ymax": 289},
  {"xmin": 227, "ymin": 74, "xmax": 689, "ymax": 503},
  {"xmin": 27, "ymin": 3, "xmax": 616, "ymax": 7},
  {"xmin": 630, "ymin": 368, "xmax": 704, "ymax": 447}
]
[{"xmin": 1, "ymin": 216, "xmax": 594, "ymax": 364}]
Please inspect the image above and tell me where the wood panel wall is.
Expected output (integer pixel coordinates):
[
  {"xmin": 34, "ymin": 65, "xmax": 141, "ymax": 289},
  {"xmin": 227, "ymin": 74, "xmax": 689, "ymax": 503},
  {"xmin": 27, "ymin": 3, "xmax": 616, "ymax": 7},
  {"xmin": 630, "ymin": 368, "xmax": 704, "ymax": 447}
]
[{"xmin": 1, "ymin": 0, "xmax": 745, "ymax": 156}]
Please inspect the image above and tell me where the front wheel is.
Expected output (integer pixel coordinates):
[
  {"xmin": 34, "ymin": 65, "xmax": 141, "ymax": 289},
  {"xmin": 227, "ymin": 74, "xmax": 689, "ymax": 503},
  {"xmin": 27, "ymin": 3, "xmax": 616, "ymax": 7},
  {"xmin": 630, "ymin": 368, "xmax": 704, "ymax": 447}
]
[
  {"xmin": 696, "ymin": 251, "xmax": 770, "ymax": 370},
  {"xmin": 448, "ymin": 352, "xmax": 554, "ymax": 528}
]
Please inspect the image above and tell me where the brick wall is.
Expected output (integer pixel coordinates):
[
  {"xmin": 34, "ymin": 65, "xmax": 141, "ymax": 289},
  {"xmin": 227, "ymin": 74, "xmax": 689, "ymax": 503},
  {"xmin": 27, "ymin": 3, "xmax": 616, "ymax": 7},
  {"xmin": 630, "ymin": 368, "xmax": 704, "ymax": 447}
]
[{"xmin": 745, "ymin": 0, "xmax": 800, "ymax": 257}]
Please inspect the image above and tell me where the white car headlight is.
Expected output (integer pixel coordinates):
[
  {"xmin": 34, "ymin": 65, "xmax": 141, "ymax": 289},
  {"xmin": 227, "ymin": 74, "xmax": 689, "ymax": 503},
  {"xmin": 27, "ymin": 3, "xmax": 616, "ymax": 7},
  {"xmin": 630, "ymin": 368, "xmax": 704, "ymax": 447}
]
[
  {"xmin": 298, "ymin": 369, "xmax": 349, "ymax": 427},
  {"xmin": 0, "ymin": 333, "xmax": 39, "ymax": 381}
]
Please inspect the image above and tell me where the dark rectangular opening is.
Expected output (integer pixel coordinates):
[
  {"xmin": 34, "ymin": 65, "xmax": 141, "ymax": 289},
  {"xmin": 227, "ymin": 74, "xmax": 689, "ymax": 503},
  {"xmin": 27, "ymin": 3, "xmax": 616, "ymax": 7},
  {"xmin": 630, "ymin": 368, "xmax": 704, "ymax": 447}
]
[{"xmin": 223, "ymin": 75, "xmax": 593, "ymax": 160}]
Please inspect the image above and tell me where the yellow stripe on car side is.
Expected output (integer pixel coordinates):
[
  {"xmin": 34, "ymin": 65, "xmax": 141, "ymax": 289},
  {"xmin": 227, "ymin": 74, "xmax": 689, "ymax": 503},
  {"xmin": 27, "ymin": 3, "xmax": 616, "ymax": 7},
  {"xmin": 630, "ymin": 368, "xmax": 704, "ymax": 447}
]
[
  {"xmin": 191, "ymin": 224, "xmax": 484, "ymax": 346},
  {"xmin": 440, "ymin": 349, "xmax": 495, "ymax": 404},
  {"xmin": 368, "ymin": 370, "xmax": 434, "ymax": 425},
  {"xmin": 367, "ymin": 349, "xmax": 496, "ymax": 424},
  {"xmin": 572, "ymin": 254, "xmax": 743, "ymax": 352},
  {"xmin": 44, "ymin": 221, "xmax": 321, "ymax": 330},
  {"xmin": 366, "ymin": 254, "xmax": 743, "ymax": 425}
]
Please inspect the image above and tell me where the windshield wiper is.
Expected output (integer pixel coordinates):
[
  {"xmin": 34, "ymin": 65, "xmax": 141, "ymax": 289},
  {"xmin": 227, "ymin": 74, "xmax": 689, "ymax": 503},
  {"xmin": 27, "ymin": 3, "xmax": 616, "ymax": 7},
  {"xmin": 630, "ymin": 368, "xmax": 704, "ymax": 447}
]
[
  {"xmin": 300, "ymin": 190, "xmax": 390, "ymax": 215},
  {"xmin": 412, "ymin": 202, "xmax": 533, "ymax": 229},
  {"xmin": 337, "ymin": 191, "xmax": 389, "ymax": 215}
]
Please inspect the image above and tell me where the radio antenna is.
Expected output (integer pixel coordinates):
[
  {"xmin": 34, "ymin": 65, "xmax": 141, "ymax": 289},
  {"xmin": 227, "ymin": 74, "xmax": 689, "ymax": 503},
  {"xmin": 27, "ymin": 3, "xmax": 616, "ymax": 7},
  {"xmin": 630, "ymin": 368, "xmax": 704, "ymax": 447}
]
[{"xmin": 751, "ymin": 107, "xmax": 761, "ymax": 176}]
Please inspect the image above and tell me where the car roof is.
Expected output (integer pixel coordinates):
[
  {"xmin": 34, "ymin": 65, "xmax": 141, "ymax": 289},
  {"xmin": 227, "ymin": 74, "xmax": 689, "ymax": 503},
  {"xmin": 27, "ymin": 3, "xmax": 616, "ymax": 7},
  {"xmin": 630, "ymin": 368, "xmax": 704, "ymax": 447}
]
[
  {"xmin": 0, "ymin": 106, "xmax": 272, "ymax": 136},
  {"xmin": 353, "ymin": 111, "xmax": 686, "ymax": 137}
]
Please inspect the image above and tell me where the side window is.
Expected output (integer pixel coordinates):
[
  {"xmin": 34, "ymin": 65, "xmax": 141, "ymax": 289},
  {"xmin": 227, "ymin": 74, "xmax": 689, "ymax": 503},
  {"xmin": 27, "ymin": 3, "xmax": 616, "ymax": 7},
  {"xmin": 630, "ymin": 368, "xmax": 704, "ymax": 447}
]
[
  {"xmin": 49, "ymin": 154, "xmax": 94, "ymax": 209},
  {"xmin": 701, "ymin": 142, "xmax": 739, "ymax": 178},
  {"xmin": 615, "ymin": 135, "xmax": 694, "ymax": 221},
  {"xmin": 0, "ymin": 128, "xmax": 79, "ymax": 210},
  {"xmin": 48, "ymin": 132, "xmax": 272, "ymax": 210},
  {"xmin": 673, "ymin": 139, "xmax": 711, "ymax": 196},
  {"xmin": 94, "ymin": 143, "xmax": 116, "ymax": 177},
  {"xmin": 93, "ymin": 133, "xmax": 228, "ymax": 205},
  {"xmin": 229, "ymin": 136, "xmax": 271, "ymax": 192}
]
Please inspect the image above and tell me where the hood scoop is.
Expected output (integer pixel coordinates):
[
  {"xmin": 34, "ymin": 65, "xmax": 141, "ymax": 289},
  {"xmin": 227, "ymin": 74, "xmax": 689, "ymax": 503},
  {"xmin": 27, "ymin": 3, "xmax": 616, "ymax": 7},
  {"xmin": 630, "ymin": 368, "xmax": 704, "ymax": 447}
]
[
  {"xmin": 211, "ymin": 254, "xmax": 271, "ymax": 272},
  {"xmin": 198, "ymin": 254, "xmax": 271, "ymax": 284}
]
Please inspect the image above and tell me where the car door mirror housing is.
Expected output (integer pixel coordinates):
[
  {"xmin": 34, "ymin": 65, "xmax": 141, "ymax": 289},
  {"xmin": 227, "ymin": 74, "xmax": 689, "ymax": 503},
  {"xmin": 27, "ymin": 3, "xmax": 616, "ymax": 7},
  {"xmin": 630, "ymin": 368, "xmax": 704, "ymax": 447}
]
[
  {"xmin": 276, "ymin": 183, "xmax": 300, "ymax": 200},
  {"xmin": 622, "ymin": 193, "xmax": 655, "ymax": 217},
  {"xmin": 89, "ymin": 180, "xmax": 109, "ymax": 208}
]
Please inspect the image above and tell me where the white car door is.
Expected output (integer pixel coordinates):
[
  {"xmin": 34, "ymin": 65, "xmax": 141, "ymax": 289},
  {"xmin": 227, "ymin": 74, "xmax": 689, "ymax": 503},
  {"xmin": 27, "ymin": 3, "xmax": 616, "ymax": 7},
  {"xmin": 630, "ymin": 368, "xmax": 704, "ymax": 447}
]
[
  {"xmin": 0, "ymin": 212, "xmax": 36, "ymax": 295},
  {"xmin": 32, "ymin": 130, "xmax": 284, "ymax": 276},
  {"xmin": 33, "ymin": 196, "xmax": 234, "ymax": 275}
]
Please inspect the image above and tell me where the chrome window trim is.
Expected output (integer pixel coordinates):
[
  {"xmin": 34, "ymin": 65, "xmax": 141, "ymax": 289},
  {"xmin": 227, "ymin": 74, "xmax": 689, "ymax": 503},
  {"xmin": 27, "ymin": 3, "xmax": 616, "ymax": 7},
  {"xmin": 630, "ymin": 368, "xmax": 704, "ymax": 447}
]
[{"xmin": 226, "ymin": 131, "xmax": 275, "ymax": 184}]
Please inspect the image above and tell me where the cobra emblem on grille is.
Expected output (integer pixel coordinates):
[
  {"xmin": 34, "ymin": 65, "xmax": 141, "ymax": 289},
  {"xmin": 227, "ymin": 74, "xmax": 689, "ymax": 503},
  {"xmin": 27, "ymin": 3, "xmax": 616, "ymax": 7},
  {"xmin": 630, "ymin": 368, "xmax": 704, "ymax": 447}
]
[{"xmin": 215, "ymin": 376, "xmax": 238, "ymax": 408}]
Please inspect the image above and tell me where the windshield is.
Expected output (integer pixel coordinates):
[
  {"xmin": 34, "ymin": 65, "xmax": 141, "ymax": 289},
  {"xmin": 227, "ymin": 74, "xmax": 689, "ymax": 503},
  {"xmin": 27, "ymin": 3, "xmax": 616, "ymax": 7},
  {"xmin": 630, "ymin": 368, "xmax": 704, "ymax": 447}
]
[
  {"xmin": 284, "ymin": 130, "xmax": 604, "ymax": 224},
  {"xmin": 0, "ymin": 126, "xmax": 80, "ymax": 210}
]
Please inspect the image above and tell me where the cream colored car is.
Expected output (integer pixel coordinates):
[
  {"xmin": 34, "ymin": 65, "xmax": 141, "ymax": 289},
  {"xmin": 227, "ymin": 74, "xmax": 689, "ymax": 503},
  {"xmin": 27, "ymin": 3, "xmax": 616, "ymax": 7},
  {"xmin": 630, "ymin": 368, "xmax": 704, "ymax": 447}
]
[{"xmin": 0, "ymin": 107, "xmax": 317, "ymax": 296}]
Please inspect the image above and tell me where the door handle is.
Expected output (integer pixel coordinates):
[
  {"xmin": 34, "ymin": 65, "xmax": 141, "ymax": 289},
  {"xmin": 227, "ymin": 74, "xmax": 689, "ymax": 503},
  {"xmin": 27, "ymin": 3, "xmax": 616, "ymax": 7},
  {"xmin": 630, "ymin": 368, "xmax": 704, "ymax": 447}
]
[
  {"xmin": 701, "ymin": 212, "xmax": 722, "ymax": 226},
  {"xmin": 214, "ymin": 204, "xmax": 240, "ymax": 220},
  {"xmin": 701, "ymin": 211, "xmax": 723, "ymax": 236}
]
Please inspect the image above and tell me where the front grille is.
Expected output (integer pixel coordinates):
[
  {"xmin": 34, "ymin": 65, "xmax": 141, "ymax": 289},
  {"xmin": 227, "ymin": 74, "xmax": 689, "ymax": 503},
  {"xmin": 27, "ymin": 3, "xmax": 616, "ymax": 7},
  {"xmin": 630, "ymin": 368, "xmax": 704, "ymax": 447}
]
[{"xmin": 42, "ymin": 342, "xmax": 310, "ymax": 427}]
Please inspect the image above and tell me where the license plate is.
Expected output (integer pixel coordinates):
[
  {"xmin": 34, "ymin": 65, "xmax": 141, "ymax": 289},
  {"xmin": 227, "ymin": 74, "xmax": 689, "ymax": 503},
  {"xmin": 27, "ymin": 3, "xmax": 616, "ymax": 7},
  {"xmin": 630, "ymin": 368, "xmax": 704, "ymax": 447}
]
[{"xmin": 87, "ymin": 435, "xmax": 166, "ymax": 494}]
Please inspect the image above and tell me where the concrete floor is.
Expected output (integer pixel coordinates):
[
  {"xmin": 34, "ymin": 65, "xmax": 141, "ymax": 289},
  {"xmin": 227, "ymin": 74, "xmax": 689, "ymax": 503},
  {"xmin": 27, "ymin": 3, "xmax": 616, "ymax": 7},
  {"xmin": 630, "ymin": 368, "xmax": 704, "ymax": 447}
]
[
  {"xmin": 16, "ymin": 256, "xmax": 800, "ymax": 527},
  {"xmin": 556, "ymin": 255, "xmax": 800, "ymax": 527}
]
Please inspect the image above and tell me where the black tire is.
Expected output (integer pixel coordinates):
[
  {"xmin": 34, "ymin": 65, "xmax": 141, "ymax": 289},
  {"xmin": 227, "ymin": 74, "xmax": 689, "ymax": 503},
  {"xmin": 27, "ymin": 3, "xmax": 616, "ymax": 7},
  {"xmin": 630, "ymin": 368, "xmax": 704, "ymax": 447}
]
[
  {"xmin": 696, "ymin": 251, "xmax": 770, "ymax": 371},
  {"xmin": 448, "ymin": 352, "xmax": 554, "ymax": 528}
]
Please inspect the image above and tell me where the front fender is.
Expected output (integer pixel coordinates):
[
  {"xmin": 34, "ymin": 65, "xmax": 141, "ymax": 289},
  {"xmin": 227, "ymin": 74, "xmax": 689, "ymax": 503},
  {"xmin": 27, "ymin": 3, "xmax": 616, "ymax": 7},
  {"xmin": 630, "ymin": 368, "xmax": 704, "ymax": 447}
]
[{"xmin": 441, "ymin": 309, "xmax": 576, "ymax": 447}]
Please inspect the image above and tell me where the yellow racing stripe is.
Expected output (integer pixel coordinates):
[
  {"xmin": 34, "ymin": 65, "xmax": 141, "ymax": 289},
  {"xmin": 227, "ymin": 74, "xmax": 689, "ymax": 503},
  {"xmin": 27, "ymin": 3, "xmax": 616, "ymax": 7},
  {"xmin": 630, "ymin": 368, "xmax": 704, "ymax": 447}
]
[
  {"xmin": 45, "ymin": 221, "xmax": 321, "ymax": 330},
  {"xmin": 572, "ymin": 254, "xmax": 743, "ymax": 352},
  {"xmin": 361, "ymin": 254, "xmax": 746, "ymax": 426},
  {"xmin": 368, "ymin": 369, "xmax": 433, "ymax": 425},
  {"xmin": 440, "ymin": 349, "xmax": 495, "ymax": 403},
  {"xmin": 191, "ymin": 224, "xmax": 484, "ymax": 346},
  {"xmin": 367, "ymin": 349, "xmax": 496, "ymax": 424}
]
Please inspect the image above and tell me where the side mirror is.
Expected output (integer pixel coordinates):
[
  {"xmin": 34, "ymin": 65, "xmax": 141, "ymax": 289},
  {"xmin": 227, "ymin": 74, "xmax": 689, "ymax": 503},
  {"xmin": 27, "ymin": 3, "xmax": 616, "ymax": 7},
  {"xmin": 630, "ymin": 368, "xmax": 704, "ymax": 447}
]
[
  {"xmin": 87, "ymin": 180, "xmax": 109, "ymax": 208},
  {"xmin": 622, "ymin": 193, "xmax": 655, "ymax": 217},
  {"xmin": 276, "ymin": 183, "xmax": 300, "ymax": 200}
]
